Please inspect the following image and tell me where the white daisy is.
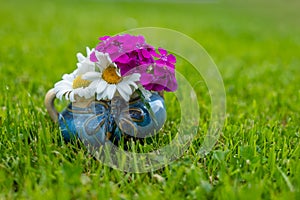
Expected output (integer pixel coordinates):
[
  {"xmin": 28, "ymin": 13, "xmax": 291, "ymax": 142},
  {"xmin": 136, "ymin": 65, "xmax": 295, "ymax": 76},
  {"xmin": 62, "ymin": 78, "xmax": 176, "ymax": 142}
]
[
  {"xmin": 54, "ymin": 48, "xmax": 97, "ymax": 102},
  {"xmin": 83, "ymin": 52, "xmax": 140, "ymax": 101},
  {"xmin": 54, "ymin": 72, "xmax": 93, "ymax": 102}
]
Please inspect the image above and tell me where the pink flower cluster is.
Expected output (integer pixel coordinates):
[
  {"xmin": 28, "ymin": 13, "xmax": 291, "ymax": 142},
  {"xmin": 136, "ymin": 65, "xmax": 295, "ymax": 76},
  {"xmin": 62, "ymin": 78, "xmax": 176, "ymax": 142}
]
[{"xmin": 90, "ymin": 34, "xmax": 177, "ymax": 92}]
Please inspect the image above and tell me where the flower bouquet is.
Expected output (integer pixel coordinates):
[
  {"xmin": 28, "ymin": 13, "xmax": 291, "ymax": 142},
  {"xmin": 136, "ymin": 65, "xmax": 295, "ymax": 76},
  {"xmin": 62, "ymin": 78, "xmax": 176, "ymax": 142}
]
[{"xmin": 45, "ymin": 34, "xmax": 177, "ymax": 148}]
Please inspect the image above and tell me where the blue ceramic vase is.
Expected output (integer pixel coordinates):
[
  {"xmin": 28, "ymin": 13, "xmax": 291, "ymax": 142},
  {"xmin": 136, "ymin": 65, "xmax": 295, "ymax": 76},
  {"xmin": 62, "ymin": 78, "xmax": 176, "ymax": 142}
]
[{"xmin": 45, "ymin": 89, "xmax": 166, "ymax": 148}]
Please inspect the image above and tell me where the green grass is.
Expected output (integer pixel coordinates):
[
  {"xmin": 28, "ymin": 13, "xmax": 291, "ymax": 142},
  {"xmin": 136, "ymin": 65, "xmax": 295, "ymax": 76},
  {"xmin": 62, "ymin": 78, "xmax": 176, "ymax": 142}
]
[{"xmin": 1, "ymin": 0, "xmax": 300, "ymax": 199}]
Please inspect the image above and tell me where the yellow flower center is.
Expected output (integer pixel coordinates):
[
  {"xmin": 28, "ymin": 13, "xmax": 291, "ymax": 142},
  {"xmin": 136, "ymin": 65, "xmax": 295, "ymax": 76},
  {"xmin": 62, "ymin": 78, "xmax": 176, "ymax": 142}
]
[
  {"xmin": 72, "ymin": 75, "xmax": 91, "ymax": 89},
  {"xmin": 102, "ymin": 65, "xmax": 122, "ymax": 84}
]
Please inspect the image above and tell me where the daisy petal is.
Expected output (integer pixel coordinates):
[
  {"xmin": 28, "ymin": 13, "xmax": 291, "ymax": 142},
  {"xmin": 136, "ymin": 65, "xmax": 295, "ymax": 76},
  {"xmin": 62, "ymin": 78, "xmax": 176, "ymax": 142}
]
[
  {"xmin": 96, "ymin": 80, "xmax": 108, "ymax": 94},
  {"xmin": 118, "ymin": 81, "xmax": 132, "ymax": 94},
  {"xmin": 117, "ymin": 87, "xmax": 130, "ymax": 101},
  {"xmin": 77, "ymin": 53, "xmax": 85, "ymax": 62},
  {"xmin": 128, "ymin": 81, "xmax": 138, "ymax": 89},
  {"xmin": 118, "ymin": 83, "xmax": 133, "ymax": 101},
  {"xmin": 56, "ymin": 89, "xmax": 71, "ymax": 100},
  {"xmin": 82, "ymin": 72, "xmax": 101, "ymax": 81},
  {"xmin": 95, "ymin": 51, "xmax": 113, "ymax": 70},
  {"xmin": 69, "ymin": 91, "xmax": 75, "ymax": 102},
  {"xmin": 129, "ymin": 73, "xmax": 141, "ymax": 81},
  {"xmin": 106, "ymin": 84, "xmax": 117, "ymax": 99}
]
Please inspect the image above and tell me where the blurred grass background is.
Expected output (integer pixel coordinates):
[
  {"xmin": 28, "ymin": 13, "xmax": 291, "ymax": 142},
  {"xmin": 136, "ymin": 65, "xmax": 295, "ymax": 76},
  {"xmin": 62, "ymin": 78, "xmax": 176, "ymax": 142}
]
[{"xmin": 0, "ymin": 0, "xmax": 299, "ymax": 199}]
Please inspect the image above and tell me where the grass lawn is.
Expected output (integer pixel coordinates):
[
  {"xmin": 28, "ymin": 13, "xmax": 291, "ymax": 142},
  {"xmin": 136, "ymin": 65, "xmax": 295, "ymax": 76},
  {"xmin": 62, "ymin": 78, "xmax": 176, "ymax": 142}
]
[{"xmin": 0, "ymin": 0, "xmax": 299, "ymax": 199}]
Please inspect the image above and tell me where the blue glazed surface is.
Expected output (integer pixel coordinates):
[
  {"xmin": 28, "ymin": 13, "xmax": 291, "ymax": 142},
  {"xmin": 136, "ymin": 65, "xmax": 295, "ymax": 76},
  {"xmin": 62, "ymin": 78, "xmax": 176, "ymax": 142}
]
[{"xmin": 58, "ymin": 93, "xmax": 166, "ymax": 148}]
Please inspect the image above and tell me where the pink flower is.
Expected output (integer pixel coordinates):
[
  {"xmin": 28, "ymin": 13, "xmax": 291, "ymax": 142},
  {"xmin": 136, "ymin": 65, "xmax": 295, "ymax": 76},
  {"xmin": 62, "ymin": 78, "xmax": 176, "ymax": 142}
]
[
  {"xmin": 152, "ymin": 48, "xmax": 176, "ymax": 69},
  {"xmin": 114, "ymin": 47, "xmax": 155, "ymax": 76},
  {"xmin": 99, "ymin": 35, "xmax": 110, "ymax": 41},
  {"xmin": 91, "ymin": 34, "xmax": 147, "ymax": 61},
  {"xmin": 89, "ymin": 34, "xmax": 178, "ymax": 92},
  {"xmin": 138, "ymin": 63, "xmax": 177, "ymax": 92}
]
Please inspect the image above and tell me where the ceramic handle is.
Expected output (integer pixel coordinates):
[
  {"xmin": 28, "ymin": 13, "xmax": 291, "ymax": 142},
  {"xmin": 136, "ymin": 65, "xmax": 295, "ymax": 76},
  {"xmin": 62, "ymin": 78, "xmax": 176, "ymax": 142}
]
[{"xmin": 44, "ymin": 88, "xmax": 58, "ymax": 122}]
